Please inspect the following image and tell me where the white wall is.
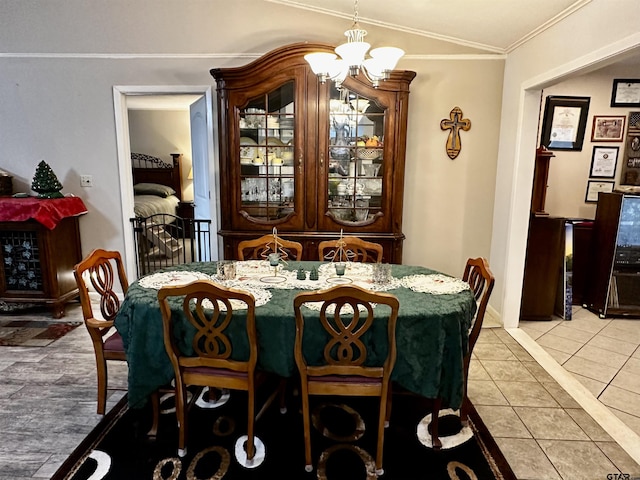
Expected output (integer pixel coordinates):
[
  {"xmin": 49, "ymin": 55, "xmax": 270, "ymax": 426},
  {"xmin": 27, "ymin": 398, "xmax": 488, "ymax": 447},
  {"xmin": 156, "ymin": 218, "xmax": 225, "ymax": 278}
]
[
  {"xmin": 402, "ymin": 58, "xmax": 503, "ymax": 274},
  {"xmin": 129, "ymin": 109, "xmax": 194, "ymax": 201}
]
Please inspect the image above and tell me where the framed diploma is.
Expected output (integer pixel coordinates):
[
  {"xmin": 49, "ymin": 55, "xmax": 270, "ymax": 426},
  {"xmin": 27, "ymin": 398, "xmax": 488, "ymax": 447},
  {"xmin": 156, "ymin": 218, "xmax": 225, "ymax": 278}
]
[
  {"xmin": 589, "ymin": 146, "xmax": 619, "ymax": 178},
  {"xmin": 540, "ymin": 96, "xmax": 591, "ymax": 151},
  {"xmin": 611, "ymin": 79, "xmax": 640, "ymax": 107},
  {"xmin": 585, "ymin": 180, "xmax": 615, "ymax": 203}
]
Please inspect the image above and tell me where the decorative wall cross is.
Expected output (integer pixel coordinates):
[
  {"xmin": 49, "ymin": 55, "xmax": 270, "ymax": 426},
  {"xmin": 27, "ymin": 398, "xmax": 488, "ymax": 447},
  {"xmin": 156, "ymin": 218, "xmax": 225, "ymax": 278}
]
[{"xmin": 440, "ymin": 107, "xmax": 471, "ymax": 160}]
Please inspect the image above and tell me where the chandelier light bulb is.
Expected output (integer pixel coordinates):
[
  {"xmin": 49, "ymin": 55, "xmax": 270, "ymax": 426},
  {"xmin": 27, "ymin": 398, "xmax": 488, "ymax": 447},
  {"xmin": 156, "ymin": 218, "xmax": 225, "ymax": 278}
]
[
  {"xmin": 335, "ymin": 40, "xmax": 370, "ymax": 77},
  {"xmin": 304, "ymin": 0, "xmax": 403, "ymax": 88}
]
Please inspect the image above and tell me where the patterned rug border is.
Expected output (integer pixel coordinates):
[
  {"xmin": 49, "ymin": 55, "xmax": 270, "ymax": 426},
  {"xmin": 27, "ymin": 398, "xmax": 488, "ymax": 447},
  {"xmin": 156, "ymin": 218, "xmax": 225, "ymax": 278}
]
[{"xmin": 52, "ymin": 394, "xmax": 517, "ymax": 480}]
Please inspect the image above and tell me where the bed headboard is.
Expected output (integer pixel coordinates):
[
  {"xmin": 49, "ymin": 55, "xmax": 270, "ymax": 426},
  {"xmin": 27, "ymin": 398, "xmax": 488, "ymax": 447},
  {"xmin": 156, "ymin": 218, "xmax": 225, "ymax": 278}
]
[{"xmin": 131, "ymin": 152, "xmax": 183, "ymax": 201}]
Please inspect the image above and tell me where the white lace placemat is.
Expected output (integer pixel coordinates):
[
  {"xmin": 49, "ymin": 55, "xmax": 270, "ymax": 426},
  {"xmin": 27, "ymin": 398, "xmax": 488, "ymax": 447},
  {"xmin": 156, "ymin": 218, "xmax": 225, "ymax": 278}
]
[
  {"xmin": 138, "ymin": 271, "xmax": 213, "ymax": 289},
  {"xmin": 200, "ymin": 287, "xmax": 272, "ymax": 311},
  {"xmin": 400, "ymin": 274, "xmax": 470, "ymax": 295},
  {"xmin": 137, "ymin": 270, "xmax": 272, "ymax": 310},
  {"xmin": 300, "ymin": 301, "xmax": 374, "ymax": 314}
]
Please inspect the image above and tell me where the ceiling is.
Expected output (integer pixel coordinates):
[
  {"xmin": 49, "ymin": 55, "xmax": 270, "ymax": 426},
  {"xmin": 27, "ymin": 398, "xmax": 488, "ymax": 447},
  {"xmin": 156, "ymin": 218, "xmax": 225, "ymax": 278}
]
[
  {"xmin": 268, "ymin": 0, "xmax": 590, "ymax": 53},
  {"xmin": 127, "ymin": 0, "xmax": 639, "ymax": 111}
]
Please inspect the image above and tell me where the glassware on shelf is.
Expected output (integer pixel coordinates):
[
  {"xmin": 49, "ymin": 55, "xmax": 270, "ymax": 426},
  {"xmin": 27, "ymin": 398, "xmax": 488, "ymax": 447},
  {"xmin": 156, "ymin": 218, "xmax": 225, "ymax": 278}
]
[
  {"xmin": 355, "ymin": 198, "xmax": 369, "ymax": 222},
  {"xmin": 362, "ymin": 163, "xmax": 381, "ymax": 177}
]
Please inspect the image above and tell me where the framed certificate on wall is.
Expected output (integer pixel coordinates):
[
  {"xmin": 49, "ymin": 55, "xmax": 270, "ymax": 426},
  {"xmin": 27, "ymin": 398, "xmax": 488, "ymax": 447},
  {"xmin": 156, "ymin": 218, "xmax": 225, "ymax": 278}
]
[
  {"xmin": 585, "ymin": 180, "xmax": 615, "ymax": 203},
  {"xmin": 611, "ymin": 79, "xmax": 640, "ymax": 107},
  {"xmin": 540, "ymin": 96, "xmax": 590, "ymax": 151},
  {"xmin": 589, "ymin": 146, "xmax": 619, "ymax": 178}
]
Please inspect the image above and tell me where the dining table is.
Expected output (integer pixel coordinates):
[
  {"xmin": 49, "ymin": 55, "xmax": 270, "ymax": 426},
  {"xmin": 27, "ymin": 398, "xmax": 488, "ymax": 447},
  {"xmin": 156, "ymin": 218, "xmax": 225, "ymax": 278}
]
[{"xmin": 114, "ymin": 260, "xmax": 477, "ymax": 410}]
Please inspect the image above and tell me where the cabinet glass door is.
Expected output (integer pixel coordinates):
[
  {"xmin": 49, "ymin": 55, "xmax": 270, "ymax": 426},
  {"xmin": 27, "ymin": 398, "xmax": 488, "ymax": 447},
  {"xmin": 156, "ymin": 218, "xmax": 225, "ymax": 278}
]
[
  {"xmin": 325, "ymin": 84, "xmax": 385, "ymax": 227},
  {"xmin": 238, "ymin": 81, "xmax": 296, "ymax": 224}
]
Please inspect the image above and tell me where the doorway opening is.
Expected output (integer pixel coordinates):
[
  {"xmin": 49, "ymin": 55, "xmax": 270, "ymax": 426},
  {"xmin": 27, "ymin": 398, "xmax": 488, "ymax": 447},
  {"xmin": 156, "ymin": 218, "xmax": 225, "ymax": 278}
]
[{"xmin": 113, "ymin": 85, "xmax": 219, "ymax": 279}]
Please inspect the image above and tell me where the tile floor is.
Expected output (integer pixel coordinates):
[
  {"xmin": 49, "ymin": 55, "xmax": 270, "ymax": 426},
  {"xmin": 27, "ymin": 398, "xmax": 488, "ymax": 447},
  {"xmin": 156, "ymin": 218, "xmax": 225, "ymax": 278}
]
[
  {"xmin": 471, "ymin": 315, "xmax": 640, "ymax": 480},
  {"xmin": 519, "ymin": 306, "xmax": 640, "ymax": 440},
  {"xmin": 1, "ymin": 302, "xmax": 640, "ymax": 479},
  {"xmin": 0, "ymin": 303, "xmax": 128, "ymax": 480}
]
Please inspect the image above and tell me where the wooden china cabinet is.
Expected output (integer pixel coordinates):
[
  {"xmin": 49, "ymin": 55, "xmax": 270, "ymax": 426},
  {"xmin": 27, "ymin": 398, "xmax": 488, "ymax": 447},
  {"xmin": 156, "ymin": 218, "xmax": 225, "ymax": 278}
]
[{"xmin": 210, "ymin": 43, "xmax": 415, "ymax": 263}]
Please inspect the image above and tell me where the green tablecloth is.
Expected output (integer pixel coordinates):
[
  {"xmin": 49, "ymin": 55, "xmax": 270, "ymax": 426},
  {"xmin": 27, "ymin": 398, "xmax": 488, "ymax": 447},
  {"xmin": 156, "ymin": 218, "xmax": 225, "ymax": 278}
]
[{"xmin": 115, "ymin": 261, "xmax": 476, "ymax": 409}]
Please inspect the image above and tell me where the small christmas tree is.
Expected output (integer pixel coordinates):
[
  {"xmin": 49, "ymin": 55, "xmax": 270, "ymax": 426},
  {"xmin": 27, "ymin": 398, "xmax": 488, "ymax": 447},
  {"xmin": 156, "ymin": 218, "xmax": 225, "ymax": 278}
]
[
  {"xmin": 31, "ymin": 161, "xmax": 63, "ymax": 198},
  {"xmin": 309, "ymin": 266, "xmax": 319, "ymax": 281},
  {"xmin": 297, "ymin": 267, "xmax": 307, "ymax": 280}
]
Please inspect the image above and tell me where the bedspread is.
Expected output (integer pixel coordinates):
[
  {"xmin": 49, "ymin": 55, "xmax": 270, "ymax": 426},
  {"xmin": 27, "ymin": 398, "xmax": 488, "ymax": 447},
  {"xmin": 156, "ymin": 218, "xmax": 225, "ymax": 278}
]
[{"xmin": 133, "ymin": 194, "xmax": 179, "ymax": 218}]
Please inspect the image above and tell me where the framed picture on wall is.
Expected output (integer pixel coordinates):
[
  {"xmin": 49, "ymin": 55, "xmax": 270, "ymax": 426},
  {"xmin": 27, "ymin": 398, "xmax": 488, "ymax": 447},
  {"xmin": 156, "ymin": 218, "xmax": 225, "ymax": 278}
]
[
  {"xmin": 591, "ymin": 115, "xmax": 626, "ymax": 142},
  {"xmin": 589, "ymin": 146, "xmax": 619, "ymax": 178},
  {"xmin": 540, "ymin": 96, "xmax": 590, "ymax": 151},
  {"xmin": 610, "ymin": 79, "xmax": 640, "ymax": 107},
  {"xmin": 585, "ymin": 180, "xmax": 615, "ymax": 203}
]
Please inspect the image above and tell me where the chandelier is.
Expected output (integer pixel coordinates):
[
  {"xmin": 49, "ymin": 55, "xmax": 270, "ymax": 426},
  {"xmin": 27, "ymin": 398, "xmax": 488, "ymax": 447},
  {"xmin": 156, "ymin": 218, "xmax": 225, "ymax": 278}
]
[{"xmin": 304, "ymin": 0, "xmax": 404, "ymax": 88}]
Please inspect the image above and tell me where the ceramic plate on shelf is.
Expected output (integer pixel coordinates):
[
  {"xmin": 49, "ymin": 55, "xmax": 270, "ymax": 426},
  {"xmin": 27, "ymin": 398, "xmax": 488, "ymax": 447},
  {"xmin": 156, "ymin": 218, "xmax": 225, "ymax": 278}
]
[
  {"xmin": 265, "ymin": 137, "xmax": 285, "ymax": 159},
  {"xmin": 240, "ymin": 137, "xmax": 257, "ymax": 162}
]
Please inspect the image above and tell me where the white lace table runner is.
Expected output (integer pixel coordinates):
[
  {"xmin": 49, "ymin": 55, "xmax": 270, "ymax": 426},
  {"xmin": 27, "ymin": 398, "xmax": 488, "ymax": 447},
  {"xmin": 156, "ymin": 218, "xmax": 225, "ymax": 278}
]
[
  {"xmin": 219, "ymin": 260, "xmax": 397, "ymax": 291},
  {"xmin": 316, "ymin": 262, "xmax": 402, "ymax": 292},
  {"xmin": 400, "ymin": 274, "xmax": 470, "ymax": 295}
]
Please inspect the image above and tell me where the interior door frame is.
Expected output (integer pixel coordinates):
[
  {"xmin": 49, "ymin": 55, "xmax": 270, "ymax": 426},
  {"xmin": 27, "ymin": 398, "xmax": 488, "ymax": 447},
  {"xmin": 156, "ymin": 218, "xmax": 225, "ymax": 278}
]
[{"xmin": 113, "ymin": 85, "xmax": 218, "ymax": 279}]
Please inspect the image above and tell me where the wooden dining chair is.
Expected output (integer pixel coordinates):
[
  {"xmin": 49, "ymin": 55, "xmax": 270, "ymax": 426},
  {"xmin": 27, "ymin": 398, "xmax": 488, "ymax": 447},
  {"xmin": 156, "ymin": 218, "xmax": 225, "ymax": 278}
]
[
  {"xmin": 293, "ymin": 284, "xmax": 400, "ymax": 476},
  {"xmin": 460, "ymin": 257, "xmax": 495, "ymax": 425},
  {"xmin": 237, "ymin": 233, "xmax": 303, "ymax": 261},
  {"xmin": 318, "ymin": 235, "xmax": 383, "ymax": 263},
  {"xmin": 158, "ymin": 279, "xmax": 267, "ymax": 464},
  {"xmin": 73, "ymin": 249, "xmax": 129, "ymax": 415}
]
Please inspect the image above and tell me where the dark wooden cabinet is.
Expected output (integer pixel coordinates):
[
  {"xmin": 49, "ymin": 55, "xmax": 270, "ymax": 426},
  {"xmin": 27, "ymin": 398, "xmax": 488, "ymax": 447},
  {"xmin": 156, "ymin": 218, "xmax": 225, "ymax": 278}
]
[
  {"xmin": 520, "ymin": 216, "xmax": 593, "ymax": 321},
  {"xmin": 211, "ymin": 43, "xmax": 415, "ymax": 263},
  {"xmin": 177, "ymin": 201, "xmax": 194, "ymax": 238},
  {"xmin": 586, "ymin": 192, "xmax": 640, "ymax": 318},
  {"xmin": 0, "ymin": 217, "xmax": 82, "ymax": 318},
  {"xmin": 520, "ymin": 216, "xmax": 566, "ymax": 320}
]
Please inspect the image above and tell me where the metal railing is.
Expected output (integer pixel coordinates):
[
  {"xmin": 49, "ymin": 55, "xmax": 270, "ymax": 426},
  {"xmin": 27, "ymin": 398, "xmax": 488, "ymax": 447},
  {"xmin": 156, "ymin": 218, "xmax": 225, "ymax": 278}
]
[{"xmin": 130, "ymin": 214, "xmax": 212, "ymax": 277}]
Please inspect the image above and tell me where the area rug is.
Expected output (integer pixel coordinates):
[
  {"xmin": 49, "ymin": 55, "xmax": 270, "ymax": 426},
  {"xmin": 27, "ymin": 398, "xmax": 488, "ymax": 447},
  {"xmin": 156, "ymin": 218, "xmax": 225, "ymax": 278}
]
[
  {"xmin": 53, "ymin": 382, "xmax": 516, "ymax": 480},
  {"xmin": 0, "ymin": 318, "xmax": 82, "ymax": 346}
]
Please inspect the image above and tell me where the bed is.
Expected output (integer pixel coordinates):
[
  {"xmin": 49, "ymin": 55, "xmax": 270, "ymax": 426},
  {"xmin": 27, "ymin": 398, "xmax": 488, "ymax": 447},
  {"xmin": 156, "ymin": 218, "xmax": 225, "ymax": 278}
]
[
  {"xmin": 131, "ymin": 152, "xmax": 183, "ymax": 217},
  {"xmin": 131, "ymin": 152, "xmax": 190, "ymax": 274}
]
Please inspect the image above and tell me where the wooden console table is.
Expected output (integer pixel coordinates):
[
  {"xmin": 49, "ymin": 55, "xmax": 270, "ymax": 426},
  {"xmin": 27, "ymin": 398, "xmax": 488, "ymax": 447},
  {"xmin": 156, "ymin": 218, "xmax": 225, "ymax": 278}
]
[{"xmin": 0, "ymin": 196, "xmax": 87, "ymax": 318}]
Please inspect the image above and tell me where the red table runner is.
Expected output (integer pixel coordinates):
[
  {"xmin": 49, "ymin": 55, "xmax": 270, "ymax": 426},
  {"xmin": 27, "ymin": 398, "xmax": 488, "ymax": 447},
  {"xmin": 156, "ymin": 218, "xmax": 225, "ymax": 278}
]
[{"xmin": 0, "ymin": 196, "xmax": 88, "ymax": 229}]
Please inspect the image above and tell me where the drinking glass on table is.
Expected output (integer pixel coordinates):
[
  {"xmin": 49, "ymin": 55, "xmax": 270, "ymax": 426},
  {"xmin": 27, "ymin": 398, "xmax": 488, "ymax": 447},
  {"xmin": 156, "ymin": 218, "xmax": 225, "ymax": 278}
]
[
  {"xmin": 372, "ymin": 263, "xmax": 392, "ymax": 284},
  {"xmin": 217, "ymin": 260, "xmax": 236, "ymax": 280}
]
